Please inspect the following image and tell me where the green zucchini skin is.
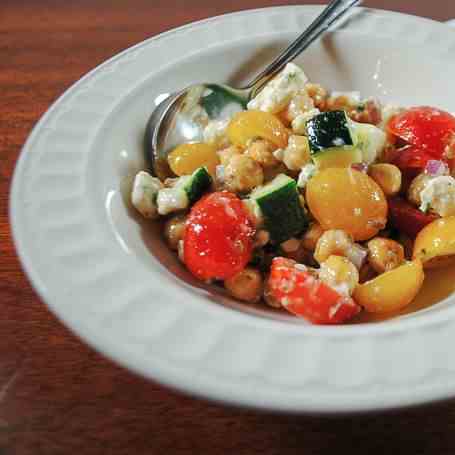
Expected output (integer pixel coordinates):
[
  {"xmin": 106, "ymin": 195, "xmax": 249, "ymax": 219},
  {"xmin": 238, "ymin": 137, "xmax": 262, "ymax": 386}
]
[
  {"xmin": 251, "ymin": 174, "xmax": 307, "ymax": 244},
  {"xmin": 184, "ymin": 167, "xmax": 212, "ymax": 204},
  {"xmin": 306, "ymin": 111, "xmax": 355, "ymax": 154}
]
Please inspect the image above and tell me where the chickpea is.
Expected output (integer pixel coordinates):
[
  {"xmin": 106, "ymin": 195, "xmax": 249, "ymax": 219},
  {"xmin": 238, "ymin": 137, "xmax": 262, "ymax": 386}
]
[
  {"xmin": 224, "ymin": 267, "xmax": 263, "ymax": 303},
  {"xmin": 164, "ymin": 214, "xmax": 187, "ymax": 250},
  {"xmin": 367, "ymin": 237, "xmax": 405, "ymax": 273},
  {"xmin": 253, "ymin": 230, "xmax": 270, "ymax": 248},
  {"xmin": 280, "ymin": 238, "xmax": 301, "ymax": 253},
  {"xmin": 282, "ymin": 135, "xmax": 311, "ymax": 171},
  {"xmin": 217, "ymin": 145, "xmax": 243, "ymax": 166},
  {"xmin": 368, "ymin": 163, "xmax": 402, "ymax": 197},
  {"xmin": 305, "ymin": 83, "xmax": 328, "ymax": 110},
  {"xmin": 284, "ymin": 92, "xmax": 315, "ymax": 122},
  {"xmin": 315, "ymin": 230, "xmax": 353, "ymax": 264},
  {"xmin": 224, "ymin": 155, "xmax": 264, "ymax": 193},
  {"xmin": 245, "ymin": 139, "xmax": 279, "ymax": 168},
  {"xmin": 302, "ymin": 222, "xmax": 324, "ymax": 251},
  {"xmin": 319, "ymin": 255, "xmax": 359, "ymax": 296},
  {"xmin": 314, "ymin": 229, "xmax": 368, "ymax": 269},
  {"xmin": 324, "ymin": 95, "xmax": 383, "ymax": 125},
  {"xmin": 348, "ymin": 98, "xmax": 382, "ymax": 125},
  {"xmin": 325, "ymin": 94, "xmax": 353, "ymax": 112},
  {"xmin": 408, "ymin": 173, "xmax": 432, "ymax": 206}
]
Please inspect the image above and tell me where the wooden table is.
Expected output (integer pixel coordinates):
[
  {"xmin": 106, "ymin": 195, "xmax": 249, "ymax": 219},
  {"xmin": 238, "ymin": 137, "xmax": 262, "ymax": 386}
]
[{"xmin": 2, "ymin": 1, "xmax": 455, "ymax": 453}]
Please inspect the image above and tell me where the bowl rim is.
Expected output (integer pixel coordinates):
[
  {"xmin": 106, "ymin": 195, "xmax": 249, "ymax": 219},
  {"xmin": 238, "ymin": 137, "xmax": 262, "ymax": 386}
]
[{"xmin": 9, "ymin": 5, "xmax": 455, "ymax": 413}]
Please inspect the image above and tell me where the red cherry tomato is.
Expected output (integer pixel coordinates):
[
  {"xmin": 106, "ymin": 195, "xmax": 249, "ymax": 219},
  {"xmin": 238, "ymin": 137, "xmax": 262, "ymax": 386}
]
[
  {"xmin": 183, "ymin": 191, "xmax": 255, "ymax": 280},
  {"xmin": 267, "ymin": 257, "xmax": 360, "ymax": 325},
  {"xmin": 388, "ymin": 106, "xmax": 455, "ymax": 158},
  {"xmin": 388, "ymin": 197, "xmax": 439, "ymax": 238},
  {"xmin": 391, "ymin": 145, "xmax": 434, "ymax": 189},
  {"xmin": 392, "ymin": 145, "xmax": 434, "ymax": 171}
]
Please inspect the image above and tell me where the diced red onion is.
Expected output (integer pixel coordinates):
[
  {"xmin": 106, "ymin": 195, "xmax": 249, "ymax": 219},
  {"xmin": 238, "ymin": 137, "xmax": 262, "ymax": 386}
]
[
  {"xmin": 424, "ymin": 160, "xmax": 449, "ymax": 177},
  {"xmin": 351, "ymin": 162, "xmax": 369, "ymax": 173}
]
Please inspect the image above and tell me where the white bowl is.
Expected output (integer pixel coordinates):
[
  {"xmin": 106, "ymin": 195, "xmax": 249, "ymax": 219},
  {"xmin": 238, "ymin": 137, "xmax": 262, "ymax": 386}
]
[{"xmin": 10, "ymin": 6, "xmax": 455, "ymax": 414}]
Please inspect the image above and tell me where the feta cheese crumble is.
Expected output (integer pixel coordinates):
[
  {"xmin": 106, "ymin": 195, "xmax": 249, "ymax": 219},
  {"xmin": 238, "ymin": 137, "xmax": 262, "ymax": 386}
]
[
  {"xmin": 297, "ymin": 163, "xmax": 317, "ymax": 188},
  {"xmin": 157, "ymin": 188, "xmax": 189, "ymax": 215},
  {"xmin": 291, "ymin": 108, "xmax": 320, "ymax": 134},
  {"xmin": 419, "ymin": 175, "xmax": 455, "ymax": 216},
  {"xmin": 203, "ymin": 118, "xmax": 230, "ymax": 147},
  {"xmin": 247, "ymin": 63, "xmax": 309, "ymax": 114},
  {"xmin": 156, "ymin": 175, "xmax": 192, "ymax": 216},
  {"xmin": 351, "ymin": 121, "xmax": 386, "ymax": 164},
  {"xmin": 131, "ymin": 171, "xmax": 163, "ymax": 219}
]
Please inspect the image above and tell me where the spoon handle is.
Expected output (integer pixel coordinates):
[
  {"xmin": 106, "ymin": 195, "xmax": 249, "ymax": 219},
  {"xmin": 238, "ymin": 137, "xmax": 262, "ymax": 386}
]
[{"xmin": 244, "ymin": 0, "xmax": 363, "ymax": 95}]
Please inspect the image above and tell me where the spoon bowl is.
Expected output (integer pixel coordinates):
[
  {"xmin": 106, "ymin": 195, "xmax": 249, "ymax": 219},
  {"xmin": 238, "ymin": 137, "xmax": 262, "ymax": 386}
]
[
  {"xmin": 145, "ymin": 84, "xmax": 249, "ymax": 179},
  {"xmin": 145, "ymin": 0, "xmax": 362, "ymax": 178}
]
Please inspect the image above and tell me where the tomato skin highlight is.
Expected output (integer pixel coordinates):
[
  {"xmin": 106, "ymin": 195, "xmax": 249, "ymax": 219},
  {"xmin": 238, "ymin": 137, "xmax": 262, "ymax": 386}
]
[
  {"xmin": 388, "ymin": 106, "xmax": 455, "ymax": 158},
  {"xmin": 183, "ymin": 192, "xmax": 255, "ymax": 280},
  {"xmin": 267, "ymin": 257, "xmax": 361, "ymax": 325},
  {"xmin": 388, "ymin": 197, "xmax": 438, "ymax": 239}
]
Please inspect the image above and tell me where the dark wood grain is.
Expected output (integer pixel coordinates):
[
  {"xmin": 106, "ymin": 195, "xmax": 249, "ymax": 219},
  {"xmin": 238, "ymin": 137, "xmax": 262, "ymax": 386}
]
[{"xmin": 2, "ymin": 1, "xmax": 455, "ymax": 453}]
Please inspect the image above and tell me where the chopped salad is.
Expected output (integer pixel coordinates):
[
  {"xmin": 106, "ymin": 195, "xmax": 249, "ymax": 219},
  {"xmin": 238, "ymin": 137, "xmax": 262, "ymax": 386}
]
[{"xmin": 132, "ymin": 63, "xmax": 455, "ymax": 325}]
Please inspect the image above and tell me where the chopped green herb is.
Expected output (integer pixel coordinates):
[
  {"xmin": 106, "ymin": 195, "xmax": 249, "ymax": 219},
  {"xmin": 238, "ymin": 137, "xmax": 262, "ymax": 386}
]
[{"xmin": 287, "ymin": 72, "xmax": 297, "ymax": 81}]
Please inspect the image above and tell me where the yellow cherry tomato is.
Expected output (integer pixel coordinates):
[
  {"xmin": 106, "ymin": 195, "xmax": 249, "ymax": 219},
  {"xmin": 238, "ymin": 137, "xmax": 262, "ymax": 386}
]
[
  {"xmin": 413, "ymin": 216, "xmax": 455, "ymax": 268},
  {"xmin": 306, "ymin": 168, "xmax": 388, "ymax": 241},
  {"xmin": 168, "ymin": 142, "xmax": 219, "ymax": 177},
  {"xmin": 227, "ymin": 110, "xmax": 289, "ymax": 149},
  {"xmin": 353, "ymin": 261, "xmax": 424, "ymax": 313}
]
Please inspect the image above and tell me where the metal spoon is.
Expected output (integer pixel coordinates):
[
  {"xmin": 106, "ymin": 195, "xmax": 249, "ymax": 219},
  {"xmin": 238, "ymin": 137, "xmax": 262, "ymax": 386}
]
[{"xmin": 145, "ymin": 0, "xmax": 362, "ymax": 179}]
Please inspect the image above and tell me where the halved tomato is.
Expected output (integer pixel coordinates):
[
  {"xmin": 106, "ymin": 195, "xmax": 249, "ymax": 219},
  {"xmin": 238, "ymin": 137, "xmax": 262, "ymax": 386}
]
[
  {"xmin": 184, "ymin": 192, "xmax": 255, "ymax": 280},
  {"xmin": 388, "ymin": 106, "xmax": 455, "ymax": 159},
  {"xmin": 267, "ymin": 257, "xmax": 361, "ymax": 324},
  {"xmin": 388, "ymin": 197, "xmax": 438, "ymax": 238}
]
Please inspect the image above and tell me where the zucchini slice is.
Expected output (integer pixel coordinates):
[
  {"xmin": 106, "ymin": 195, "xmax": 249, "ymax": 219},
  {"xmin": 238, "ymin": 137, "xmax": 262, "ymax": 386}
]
[
  {"xmin": 182, "ymin": 166, "xmax": 212, "ymax": 204},
  {"xmin": 306, "ymin": 110, "xmax": 356, "ymax": 153},
  {"xmin": 157, "ymin": 166, "xmax": 212, "ymax": 215},
  {"xmin": 251, "ymin": 174, "xmax": 307, "ymax": 243},
  {"xmin": 306, "ymin": 110, "xmax": 362, "ymax": 168},
  {"xmin": 312, "ymin": 147, "xmax": 363, "ymax": 169},
  {"xmin": 352, "ymin": 121, "xmax": 386, "ymax": 164}
]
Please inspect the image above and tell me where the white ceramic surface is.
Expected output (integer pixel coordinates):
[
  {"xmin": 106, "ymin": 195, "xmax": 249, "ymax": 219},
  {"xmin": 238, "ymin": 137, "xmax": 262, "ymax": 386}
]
[{"xmin": 10, "ymin": 6, "xmax": 455, "ymax": 413}]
